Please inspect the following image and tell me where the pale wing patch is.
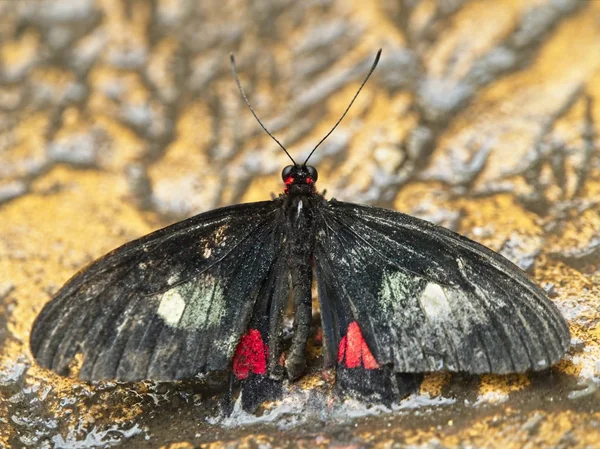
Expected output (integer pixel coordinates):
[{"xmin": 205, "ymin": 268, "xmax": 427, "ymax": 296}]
[
  {"xmin": 419, "ymin": 282, "xmax": 452, "ymax": 320},
  {"xmin": 379, "ymin": 270, "xmax": 429, "ymax": 324},
  {"xmin": 157, "ymin": 290, "xmax": 186, "ymax": 325},
  {"xmin": 180, "ymin": 274, "xmax": 225, "ymax": 330},
  {"xmin": 379, "ymin": 270, "xmax": 421, "ymax": 312},
  {"xmin": 378, "ymin": 270, "xmax": 476, "ymax": 371},
  {"xmin": 381, "ymin": 271, "xmax": 471, "ymax": 324},
  {"xmin": 154, "ymin": 274, "xmax": 225, "ymax": 331}
]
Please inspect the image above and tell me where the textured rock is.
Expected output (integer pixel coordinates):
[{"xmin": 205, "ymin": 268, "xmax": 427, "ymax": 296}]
[{"xmin": 1, "ymin": 0, "xmax": 600, "ymax": 447}]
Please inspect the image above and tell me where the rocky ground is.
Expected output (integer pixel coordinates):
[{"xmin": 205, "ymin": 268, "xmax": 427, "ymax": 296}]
[{"xmin": 1, "ymin": 0, "xmax": 600, "ymax": 448}]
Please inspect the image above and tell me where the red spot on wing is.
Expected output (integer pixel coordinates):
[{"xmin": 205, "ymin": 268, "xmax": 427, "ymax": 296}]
[
  {"xmin": 361, "ymin": 344, "xmax": 380, "ymax": 370},
  {"xmin": 344, "ymin": 322, "xmax": 362, "ymax": 368},
  {"xmin": 233, "ymin": 329, "xmax": 268, "ymax": 380},
  {"xmin": 337, "ymin": 321, "xmax": 380, "ymax": 370}
]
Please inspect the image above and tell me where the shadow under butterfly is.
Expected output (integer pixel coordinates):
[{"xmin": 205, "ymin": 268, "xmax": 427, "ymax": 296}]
[{"xmin": 30, "ymin": 49, "xmax": 570, "ymax": 413}]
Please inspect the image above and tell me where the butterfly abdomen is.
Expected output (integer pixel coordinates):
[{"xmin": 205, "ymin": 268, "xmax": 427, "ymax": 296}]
[{"xmin": 281, "ymin": 195, "xmax": 319, "ymax": 380}]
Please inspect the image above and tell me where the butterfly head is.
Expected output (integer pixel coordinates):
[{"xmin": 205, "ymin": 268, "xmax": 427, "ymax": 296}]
[{"xmin": 282, "ymin": 165, "xmax": 318, "ymax": 195}]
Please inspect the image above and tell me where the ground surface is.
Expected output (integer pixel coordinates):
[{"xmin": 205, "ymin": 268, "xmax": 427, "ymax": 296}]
[{"xmin": 1, "ymin": 0, "xmax": 600, "ymax": 448}]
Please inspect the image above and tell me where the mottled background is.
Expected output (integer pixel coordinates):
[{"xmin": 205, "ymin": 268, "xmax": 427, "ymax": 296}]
[{"xmin": 1, "ymin": 0, "xmax": 600, "ymax": 448}]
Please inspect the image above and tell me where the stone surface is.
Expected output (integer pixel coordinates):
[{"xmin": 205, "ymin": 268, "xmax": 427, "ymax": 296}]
[{"xmin": 1, "ymin": 0, "xmax": 600, "ymax": 447}]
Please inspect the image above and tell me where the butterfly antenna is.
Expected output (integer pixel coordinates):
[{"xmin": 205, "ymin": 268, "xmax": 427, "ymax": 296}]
[
  {"xmin": 303, "ymin": 49, "xmax": 382, "ymax": 166},
  {"xmin": 230, "ymin": 54, "xmax": 296, "ymax": 165}
]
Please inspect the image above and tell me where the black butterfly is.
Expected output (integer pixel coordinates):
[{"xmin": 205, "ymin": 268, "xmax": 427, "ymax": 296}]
[{"xmin": 30, "ymin": 50, "xmax": 570, "ymax": 411}]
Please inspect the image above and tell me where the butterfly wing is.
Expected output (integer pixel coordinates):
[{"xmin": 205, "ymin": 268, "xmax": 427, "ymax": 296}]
[
  {"xmin": 315, "ymin": 200, "xmax": 570, "ymax": 375},
  {"xmin": 31, "ymin": 201, "xmax": 285, "ymax": 381}
]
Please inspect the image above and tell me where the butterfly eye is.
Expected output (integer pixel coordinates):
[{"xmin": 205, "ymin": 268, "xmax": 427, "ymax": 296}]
[
  {"xmin": 306, "ymin": 166, "xmax": 318, "ymax": 182},
  {"xmin": 282, "ymin": 165, "xmax": 294, "ymax": 181}
]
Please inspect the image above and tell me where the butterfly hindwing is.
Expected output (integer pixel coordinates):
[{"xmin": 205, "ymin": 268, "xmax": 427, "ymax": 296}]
[
  {"xmin": 30, "ymin": 201, "xmax": 285, "ymax": 381},
  {"xmin": 314, "ymin": 200, "xmax": 570, "ymax": 376}
]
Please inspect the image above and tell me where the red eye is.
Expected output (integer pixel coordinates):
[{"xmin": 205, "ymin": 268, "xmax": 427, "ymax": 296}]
[
  {"xmin": 306, "ymin": 177, "xmax": 314, "ymax": 184},
  {"xmin": 284, "ymin": 176, "xmax": 294, "ymax": 185}
]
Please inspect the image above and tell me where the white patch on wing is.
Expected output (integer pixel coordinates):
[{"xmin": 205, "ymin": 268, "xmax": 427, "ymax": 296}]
[
  {"xmin": 157, "ymin": 290, "xmax": 186, "ymax": 325},
  {"xmin": 419, "ymin": 282, "xmax": 452, "ymax": 320},
  {"xmin": 180, "ymin": 274, "xmax": 225, "ymax": 330},
  {"xmin": 155, "ymin": 274, "xmax": 225, "ymax": 330}
]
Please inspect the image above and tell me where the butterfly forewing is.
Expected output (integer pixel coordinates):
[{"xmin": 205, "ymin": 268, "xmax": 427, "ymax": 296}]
[
  {"xmin": 314, "ymin": 200, "xmax": 570, "ymax": 375},
  {"xmin": 30, "ymin": 201, "xmax": 285, "ymax": 381}
]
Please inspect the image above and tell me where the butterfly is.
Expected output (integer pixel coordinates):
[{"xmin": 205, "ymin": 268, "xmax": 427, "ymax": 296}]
[{"xmin": 30, "ymin": 49, "xmax": 570, "ymax": 411}]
